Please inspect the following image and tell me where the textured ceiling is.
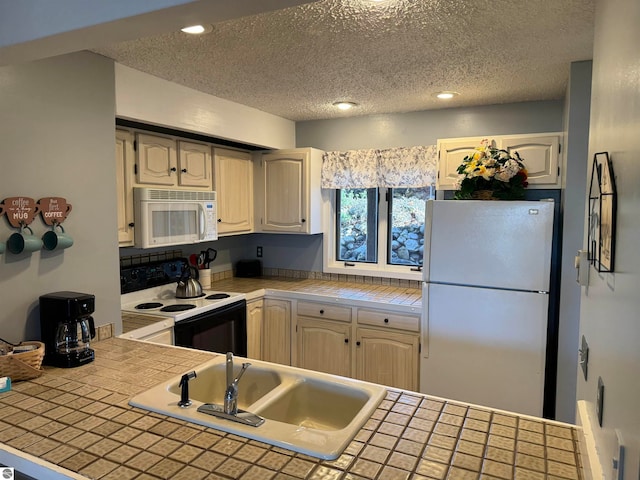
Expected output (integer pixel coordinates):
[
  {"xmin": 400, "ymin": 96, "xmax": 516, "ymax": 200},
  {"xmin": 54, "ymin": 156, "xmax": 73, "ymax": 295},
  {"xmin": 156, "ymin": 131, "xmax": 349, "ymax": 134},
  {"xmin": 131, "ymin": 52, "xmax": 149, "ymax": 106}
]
[{"xmin": 93, "ymin": 0, "xmax": 595, "ymax": 121}]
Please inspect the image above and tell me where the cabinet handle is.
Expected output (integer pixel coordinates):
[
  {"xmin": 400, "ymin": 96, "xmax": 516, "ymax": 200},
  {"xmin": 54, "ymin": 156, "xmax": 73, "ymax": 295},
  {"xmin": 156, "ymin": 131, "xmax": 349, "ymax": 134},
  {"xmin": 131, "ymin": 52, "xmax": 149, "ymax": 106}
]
[
  {"xmin": 217, "ymin": 219, "xmax": 222, "ymax": 223},
  {"xmin": 128, "ymin": 222, "xmax": 135, "ymax": 227},
  {"xmin": 384, "ymin": 318, "xmax": 389, "ymax": 324},
  {"xmin": 356, "ymin": 341, "xmax": 361, "ymax": 346},
  {"xmin": 319, "ymin": 309, "xmax": 324, "ymax": 314},
  {"xmin": 181, "ymin": 168, "xmax": 187, "ymax": 173},
  {"xmin": 301, "ymin": 219, "xmax": 306, "ymax": 223},
  {"xmin": 170, "ymin": 167, "xmax": 177, "ymax": 172},
  {"xmin": 344, "ymin": 338, "xmax": 349, "ymax": 344}
]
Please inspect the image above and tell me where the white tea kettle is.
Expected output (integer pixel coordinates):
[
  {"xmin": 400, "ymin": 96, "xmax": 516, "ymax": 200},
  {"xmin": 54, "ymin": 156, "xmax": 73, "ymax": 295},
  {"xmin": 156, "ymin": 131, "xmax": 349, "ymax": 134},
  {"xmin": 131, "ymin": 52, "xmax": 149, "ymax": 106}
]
[{"xmin": 176, "ymin": 266, "xmax": 203, "ymax": 299}]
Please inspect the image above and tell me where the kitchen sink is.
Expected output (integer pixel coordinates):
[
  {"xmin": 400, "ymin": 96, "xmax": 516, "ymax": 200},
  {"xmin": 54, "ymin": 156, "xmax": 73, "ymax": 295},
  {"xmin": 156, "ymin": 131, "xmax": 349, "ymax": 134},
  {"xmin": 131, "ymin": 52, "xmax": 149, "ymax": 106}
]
[
  {"xmin": 129, "ymin": 355, "xmax": 386, "ymax": 459},
  {"xmin": 167, "ymin": 362, "xmax": 282, "ymax": 410}
]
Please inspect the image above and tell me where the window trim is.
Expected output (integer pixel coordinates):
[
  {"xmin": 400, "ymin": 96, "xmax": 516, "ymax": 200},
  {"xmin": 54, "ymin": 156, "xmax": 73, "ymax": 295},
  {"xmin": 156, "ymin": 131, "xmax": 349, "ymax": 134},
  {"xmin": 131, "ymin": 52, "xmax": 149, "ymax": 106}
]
[{"xmin": 321, "ymin": 188, "xmax": 423, "ymax": 281}]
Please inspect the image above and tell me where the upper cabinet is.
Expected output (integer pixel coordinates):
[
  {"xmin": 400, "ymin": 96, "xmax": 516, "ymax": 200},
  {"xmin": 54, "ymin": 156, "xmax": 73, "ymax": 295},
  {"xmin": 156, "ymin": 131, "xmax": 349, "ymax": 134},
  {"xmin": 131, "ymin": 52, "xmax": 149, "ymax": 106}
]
[
  {"xmin": 135, "ymin": 133, "xmax": 212, "ymax": 190},
  {"xmin": 437, "ymin": 133, "xmax": 561, "ymax": 190},
  {"xmin": 214, "ymin": 148, "xmax": 254, "ymax": 235},
  {"xmin": 257, "ymin": 148, "xmax": 323, "ymax": 234},
  {"xmin": 116, "ymin": 130, "xmax": 135, "ymax": 246}
]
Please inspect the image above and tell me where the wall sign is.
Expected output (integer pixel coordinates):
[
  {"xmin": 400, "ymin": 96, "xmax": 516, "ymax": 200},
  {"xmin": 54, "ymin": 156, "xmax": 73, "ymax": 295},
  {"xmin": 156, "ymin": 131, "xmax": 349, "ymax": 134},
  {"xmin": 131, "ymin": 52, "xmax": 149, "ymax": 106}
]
[
  {"xmin": 1, "ymin": 197, "xmax": 39, "ymax": 227},
  {"xmin": 588, "ymin": 152, "xmax": 617, "ymax": 272},
  {"xmin": 37, "ymin": 197, "xmax": 72, "ymax": 225}
]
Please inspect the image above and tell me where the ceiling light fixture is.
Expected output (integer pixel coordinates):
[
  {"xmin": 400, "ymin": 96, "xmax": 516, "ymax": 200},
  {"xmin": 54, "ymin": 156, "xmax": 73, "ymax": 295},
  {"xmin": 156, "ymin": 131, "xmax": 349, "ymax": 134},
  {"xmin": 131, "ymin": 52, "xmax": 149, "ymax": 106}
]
[
  {"xmin": 180, "ymin": 25, "xmax": 212, "ymax": 35},
  {"xmin": 333, "ymin": 101, "xmax": 358, "ymax": 111},
  {"xmin": 435, "ymin": 91, "xmax": 459, "ymax": 100}
]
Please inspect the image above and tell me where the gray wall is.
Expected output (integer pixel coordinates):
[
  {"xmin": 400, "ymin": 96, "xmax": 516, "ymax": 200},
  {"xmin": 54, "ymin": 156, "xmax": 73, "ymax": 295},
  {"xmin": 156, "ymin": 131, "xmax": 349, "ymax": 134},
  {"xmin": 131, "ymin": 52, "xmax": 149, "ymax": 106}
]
[
  {"xmin": 577, "ymin": 0, "xmax": 640, "ymax": 476},
  {"xmin": 556, "ymin": 61, "xmax": 592, "ymax": 424},
  {"xmin": 296, "ymin": 100, "xmax": 563, "ymax": 151},
  {"xmin": 0, "ymin": 52, "xmax": 120, "ymax": 341}
]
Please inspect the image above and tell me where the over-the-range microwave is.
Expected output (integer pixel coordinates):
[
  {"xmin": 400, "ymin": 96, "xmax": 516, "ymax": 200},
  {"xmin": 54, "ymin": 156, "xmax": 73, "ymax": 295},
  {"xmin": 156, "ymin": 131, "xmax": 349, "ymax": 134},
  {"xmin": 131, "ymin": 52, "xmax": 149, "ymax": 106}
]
[{"xmin": 133, "ymin": 188, "xmax": 217, "ymax": 248}]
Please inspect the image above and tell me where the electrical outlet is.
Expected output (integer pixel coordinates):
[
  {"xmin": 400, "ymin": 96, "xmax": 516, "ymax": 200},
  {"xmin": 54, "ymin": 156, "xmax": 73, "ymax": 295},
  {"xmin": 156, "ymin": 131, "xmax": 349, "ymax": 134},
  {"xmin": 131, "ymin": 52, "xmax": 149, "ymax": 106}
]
[
  {"xmin": 596, "ymin": 377, "xmax": 605, "ymax": 427},
  {"xmin": 612, "ymin": 429, "xmax": 625, "ymax": 480},
  {"xmin": 256, "ymin": 246, "xmax": 263, "ymax": 258}
]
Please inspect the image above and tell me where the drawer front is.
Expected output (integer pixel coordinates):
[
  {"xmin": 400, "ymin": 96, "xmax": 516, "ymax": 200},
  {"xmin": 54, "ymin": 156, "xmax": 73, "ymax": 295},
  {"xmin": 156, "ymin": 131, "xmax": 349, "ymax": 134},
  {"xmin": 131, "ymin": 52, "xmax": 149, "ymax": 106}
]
[
  {"xmin": 297, "ymin": 301, "xmax": 352, "ymax": 323},
  {"xmin": 357, "ymin": 309, "xmax": 419, "ymax": 332}
]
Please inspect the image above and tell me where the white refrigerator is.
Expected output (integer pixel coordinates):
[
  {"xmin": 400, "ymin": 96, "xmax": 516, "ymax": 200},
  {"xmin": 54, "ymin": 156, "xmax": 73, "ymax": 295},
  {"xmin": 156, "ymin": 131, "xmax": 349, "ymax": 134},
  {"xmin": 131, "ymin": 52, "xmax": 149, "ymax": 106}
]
[{"xmin": 420, "ymin": 199, "xmax": 554, "ymax": 417}]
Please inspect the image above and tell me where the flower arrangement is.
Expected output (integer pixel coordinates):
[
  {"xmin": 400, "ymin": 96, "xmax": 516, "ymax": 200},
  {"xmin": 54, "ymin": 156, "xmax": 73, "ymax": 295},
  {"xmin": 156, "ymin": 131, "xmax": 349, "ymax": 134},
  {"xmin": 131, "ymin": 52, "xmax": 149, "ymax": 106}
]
[{"xmin": 454, "ymin": 139, "xmax": 528, "ymax": 200}]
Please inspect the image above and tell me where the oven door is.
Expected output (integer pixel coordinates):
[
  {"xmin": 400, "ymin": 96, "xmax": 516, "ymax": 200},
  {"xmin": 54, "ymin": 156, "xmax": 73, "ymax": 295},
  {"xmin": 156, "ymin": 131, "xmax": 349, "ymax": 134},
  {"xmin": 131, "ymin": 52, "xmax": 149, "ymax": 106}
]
[{"xmin": 173, "ymin": 300, "xmax": 247, "ymax": 356}]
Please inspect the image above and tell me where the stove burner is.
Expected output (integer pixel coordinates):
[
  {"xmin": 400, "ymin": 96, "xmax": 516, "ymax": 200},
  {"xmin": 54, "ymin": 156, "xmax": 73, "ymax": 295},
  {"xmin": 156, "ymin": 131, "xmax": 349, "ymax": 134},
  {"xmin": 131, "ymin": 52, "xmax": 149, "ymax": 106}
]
[
  {"xmin": 205, "ymin": 293, "xmax": 231, "ymax": 300},
  {"xmin": 161, "ymin": 304, "xmax": 196, "ymax": 312},
  {"xmin": 135, "ymin": 302, "xmax": 163, "ymax": 309}
]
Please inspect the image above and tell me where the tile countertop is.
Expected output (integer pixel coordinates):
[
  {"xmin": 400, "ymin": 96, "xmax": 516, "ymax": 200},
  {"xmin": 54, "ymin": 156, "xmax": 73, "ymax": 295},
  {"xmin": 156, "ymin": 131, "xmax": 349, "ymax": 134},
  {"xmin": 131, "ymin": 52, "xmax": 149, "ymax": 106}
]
[
  {"xmin": 0, "ymin": 338, "xmax": 585, "ymax": 480},
  {"xmin": 208, "ymin": 276, "xmax": 422, "ymax": 307}
]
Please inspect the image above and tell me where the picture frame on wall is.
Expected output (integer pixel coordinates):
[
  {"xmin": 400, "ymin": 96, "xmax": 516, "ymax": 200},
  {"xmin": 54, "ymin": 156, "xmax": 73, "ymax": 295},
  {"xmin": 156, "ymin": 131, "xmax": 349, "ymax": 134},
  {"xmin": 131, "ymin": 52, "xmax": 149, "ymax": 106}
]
[{"xmin": 588, "ymin": 152, "xmax": 617, "ymax": 273}]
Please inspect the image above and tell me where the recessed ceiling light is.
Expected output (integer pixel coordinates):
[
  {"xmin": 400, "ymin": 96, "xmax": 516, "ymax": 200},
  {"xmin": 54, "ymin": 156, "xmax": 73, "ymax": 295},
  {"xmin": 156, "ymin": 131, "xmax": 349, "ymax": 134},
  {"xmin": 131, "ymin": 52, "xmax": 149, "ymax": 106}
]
[
  {"xmin": 180, "ymin": 25, "xmax": 212, "ymax": 35},
  {"xmin": 333, "ymin": 101, "xmax": 358, "ymax": 110},
  {"xmin": 435, "ymin": 91, "xmax": 459, "ymax": 100}
]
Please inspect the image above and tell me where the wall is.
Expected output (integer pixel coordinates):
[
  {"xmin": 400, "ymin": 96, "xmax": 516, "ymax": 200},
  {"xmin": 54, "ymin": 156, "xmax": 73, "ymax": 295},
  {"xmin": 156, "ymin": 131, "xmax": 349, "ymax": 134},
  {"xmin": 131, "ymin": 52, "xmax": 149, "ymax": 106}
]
[
  {"xmin": 0, "ymin": 51, "xmax": 120, "ymax": 341},
  {"xmin": 115, "ymin": 64, "xmax": 296, "ymax": 150},
  {"xmin": 577, "ymin": 0, "xmax": 640, "ymax": 478},
  {"xmin": 556, "ymin": 61, "xmax": 592, "ymax": 424},
  {"xmin": 296, "ymin": 100, "xmax": 563, "ymax": 151}
]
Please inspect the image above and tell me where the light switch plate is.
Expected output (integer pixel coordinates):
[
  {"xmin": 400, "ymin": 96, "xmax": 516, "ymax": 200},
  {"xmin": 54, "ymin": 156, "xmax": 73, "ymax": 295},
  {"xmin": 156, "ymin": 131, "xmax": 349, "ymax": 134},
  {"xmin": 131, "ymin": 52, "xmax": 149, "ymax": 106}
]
[
  {"xmin": 579, "ymin": 335, "xmax": 589, "ymax": 381},
  {"xmin": 596, "ymin": 377, "xmax": 605, "ymax": 427}
]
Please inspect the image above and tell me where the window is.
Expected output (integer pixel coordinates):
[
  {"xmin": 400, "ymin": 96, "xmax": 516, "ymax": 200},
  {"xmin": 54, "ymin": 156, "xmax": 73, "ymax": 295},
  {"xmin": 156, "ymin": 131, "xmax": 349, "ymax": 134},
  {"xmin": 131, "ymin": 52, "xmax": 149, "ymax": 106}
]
[{"xmin": 325, "ymin": 185, "xmax": 434, "ymax": 279}]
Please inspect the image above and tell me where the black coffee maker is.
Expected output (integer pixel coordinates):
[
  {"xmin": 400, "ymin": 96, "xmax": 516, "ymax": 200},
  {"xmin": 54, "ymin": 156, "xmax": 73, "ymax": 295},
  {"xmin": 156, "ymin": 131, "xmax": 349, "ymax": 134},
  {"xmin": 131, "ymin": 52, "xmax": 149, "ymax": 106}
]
[{"xmin": 39, "ymin": 291, "xmax": 96, "ymax": 368}]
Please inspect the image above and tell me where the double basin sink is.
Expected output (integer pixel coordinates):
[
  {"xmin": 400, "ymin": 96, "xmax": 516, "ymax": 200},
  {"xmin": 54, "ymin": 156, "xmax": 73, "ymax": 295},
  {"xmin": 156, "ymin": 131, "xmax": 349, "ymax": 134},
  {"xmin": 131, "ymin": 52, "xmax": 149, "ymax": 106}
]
[{"xmin": 129, "ymin": 355, "xmax": 387, "ymax": 459}]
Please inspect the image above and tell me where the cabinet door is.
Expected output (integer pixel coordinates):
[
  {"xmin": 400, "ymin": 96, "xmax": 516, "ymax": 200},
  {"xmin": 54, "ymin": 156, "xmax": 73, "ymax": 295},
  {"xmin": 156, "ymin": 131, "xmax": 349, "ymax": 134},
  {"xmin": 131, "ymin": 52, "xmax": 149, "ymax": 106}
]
[
  {"xmin": 136, "ymin": 133, "xmax": 178, "ymax": 186},
  {"xmin": 499, "ymin": 135, "xmax": 560, "ymax": 187},
  {"xmin": 296, "ymin": 317, "xmax": 351, "ymax": 377},
  {"xmin": 246, "ymin": 299, "xmax": 263, "ymax": 360},
  {"xmin": 214, "ymin": 149, "xmax": 253, "ymax": 234},
  {"xmin": 178, "ymin": 141, "xmax": 213, "ymax": 188},
  {"xmin": 356, "ymin": 327, "xmax": 419, "ymax": 391},
  {"xmin": 115, "ymin": 130, "xmax": 135, "ymax": 246},
  {"xmin": 437, "ymin": 137, "xmax": 490, "ymax": 189},
  {"xmin": 262, "ymin": 299, "xmax": 291, "ymax": 365},
  {"xmin": 142, "ymin": 328, "xmax": 174, "ymax": 345},
  {"xmin": 261, "ymin": 152, "xmax": 307, "ymax": 233}
]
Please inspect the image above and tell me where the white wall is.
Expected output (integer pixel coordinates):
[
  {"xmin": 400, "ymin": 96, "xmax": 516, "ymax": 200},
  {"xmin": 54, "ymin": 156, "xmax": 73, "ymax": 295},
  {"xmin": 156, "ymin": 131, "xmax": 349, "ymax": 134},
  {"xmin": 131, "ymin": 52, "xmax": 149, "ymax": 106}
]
[
  {"xmin": 0, "ymin": 51, "xmax": 121, "ymax": 341},
  {"xmin": 578, "ymin": 0, "xmax": 640, "ymax": 478},
  {"xmin": 115, "ymin": 64, "xmax": 296, "ymax": 149}
]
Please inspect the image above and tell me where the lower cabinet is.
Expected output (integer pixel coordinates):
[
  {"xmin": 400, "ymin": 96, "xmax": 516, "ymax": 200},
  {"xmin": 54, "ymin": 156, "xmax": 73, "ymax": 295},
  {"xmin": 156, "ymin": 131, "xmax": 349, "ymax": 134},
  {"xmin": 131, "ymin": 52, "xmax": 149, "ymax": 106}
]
[
  {"xmin": 262, "ymin": 299, "xmax": 291, "ymax": 366},
  {"xmin": 355, "ymin": 327, "xmax": 419, "ymax": 391},
  {"xmin": 294, "ymin": 300, "xmax": 420, "ymax": 390},
  {"xmin": 246, "ymin": 299, "xmax": 263, "ymax": 360},
  {"xmin": 296, "ymin": 317, "xmax": 351, "ymax": 377},
  {"xmin": 142, "ymin": 328, "xmax": 174, "ymax": 346}
]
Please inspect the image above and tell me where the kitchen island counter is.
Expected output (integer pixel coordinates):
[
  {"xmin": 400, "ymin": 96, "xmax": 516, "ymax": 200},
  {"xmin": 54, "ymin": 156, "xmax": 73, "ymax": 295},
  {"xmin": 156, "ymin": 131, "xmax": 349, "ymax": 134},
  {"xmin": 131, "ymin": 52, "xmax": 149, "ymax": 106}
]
[{"xmin": 0, "ymin": 338, "xmax": 585, "ymax": 480}]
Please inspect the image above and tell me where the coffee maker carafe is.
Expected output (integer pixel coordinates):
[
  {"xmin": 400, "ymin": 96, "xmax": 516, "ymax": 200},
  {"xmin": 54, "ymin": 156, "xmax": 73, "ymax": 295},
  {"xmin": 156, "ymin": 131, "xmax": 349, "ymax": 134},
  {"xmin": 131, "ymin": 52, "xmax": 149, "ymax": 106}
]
[{"xmin": 39, "ymin": 291, "xmax": 96, "ymax": 368}]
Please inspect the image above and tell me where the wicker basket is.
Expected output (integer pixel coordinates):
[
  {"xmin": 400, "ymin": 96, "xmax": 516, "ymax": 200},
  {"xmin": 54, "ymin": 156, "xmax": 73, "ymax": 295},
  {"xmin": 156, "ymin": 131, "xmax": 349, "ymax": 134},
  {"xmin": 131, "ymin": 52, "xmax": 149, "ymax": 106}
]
[
  {"xmin": 471, "ymin": 190, "xmax": 497, "ymax": 200},
  {"xmin": 0, "ymin": 341, "xmax": 45, "ymax": 381}
]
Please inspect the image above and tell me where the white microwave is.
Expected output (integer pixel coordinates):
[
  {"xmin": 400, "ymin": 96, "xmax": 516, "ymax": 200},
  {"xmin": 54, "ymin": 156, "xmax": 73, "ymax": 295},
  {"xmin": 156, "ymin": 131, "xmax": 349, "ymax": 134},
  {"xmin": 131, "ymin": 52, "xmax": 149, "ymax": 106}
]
[{"xmin": 133, "ymin": 188, "xmax": 218, "ymax": 249}]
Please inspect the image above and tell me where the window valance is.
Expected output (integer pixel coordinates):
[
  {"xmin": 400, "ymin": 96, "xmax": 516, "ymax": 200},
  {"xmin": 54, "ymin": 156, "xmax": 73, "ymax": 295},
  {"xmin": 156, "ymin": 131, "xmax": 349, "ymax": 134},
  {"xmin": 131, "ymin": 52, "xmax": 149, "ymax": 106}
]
[{"xmin": 321, "ymin": 145, "xmax": 437, "ymax": 189}]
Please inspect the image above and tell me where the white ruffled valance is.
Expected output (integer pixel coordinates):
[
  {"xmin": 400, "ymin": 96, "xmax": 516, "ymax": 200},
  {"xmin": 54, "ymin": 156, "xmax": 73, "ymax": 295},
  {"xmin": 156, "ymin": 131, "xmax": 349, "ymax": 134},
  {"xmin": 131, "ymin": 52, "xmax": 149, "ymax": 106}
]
[{"xmin": 321, "ymin": 145, "xmax": 437, "ymax": 189}]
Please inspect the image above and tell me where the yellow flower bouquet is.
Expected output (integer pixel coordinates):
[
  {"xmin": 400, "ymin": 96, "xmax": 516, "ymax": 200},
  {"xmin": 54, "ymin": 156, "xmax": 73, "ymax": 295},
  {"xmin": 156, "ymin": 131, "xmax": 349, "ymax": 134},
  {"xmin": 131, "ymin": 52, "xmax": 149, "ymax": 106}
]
[{"xmin": 454, "ymin": 139, "xmax": 528, "ymax": 200}]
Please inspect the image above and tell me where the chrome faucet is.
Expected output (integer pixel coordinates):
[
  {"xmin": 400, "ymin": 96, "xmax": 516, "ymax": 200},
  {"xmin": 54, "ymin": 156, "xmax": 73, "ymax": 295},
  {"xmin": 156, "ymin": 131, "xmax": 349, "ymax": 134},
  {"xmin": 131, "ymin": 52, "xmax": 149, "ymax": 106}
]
[{"xmin": 224, "ymin": 352, "xmax": 250, "ymax": 415}]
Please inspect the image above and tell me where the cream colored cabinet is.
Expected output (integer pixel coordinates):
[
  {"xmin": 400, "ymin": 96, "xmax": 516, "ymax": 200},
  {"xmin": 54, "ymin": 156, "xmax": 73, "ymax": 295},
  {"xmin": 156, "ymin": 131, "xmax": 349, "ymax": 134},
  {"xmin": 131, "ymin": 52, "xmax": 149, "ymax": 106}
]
[
  {"xmin": 246, "ymin": 299, "xmax": 263, "ymax": 360},
  {"xmin": 135, "ymin": 133, "xmax": 178, "ymax": 186},
  {"xmin": 116, "ymin": 130, "xmax": 135, "ymax": 246},
  {"xmin": 214, "ymin": 148, "xmax": 253, "ymax": 235},
  {"xmin": 262, "ymin": 299, "xmax": 291, "ymax": 366},
  {"xmin": 135, "ymin": 133, "xmax": 212, "ymax": 189},
  {"xmin": 296, "ymin": 318, "xmax": 351, "ymax": 377},
  {"xmin": 355, "ymin": 327, "xmax": 419, "ymax": 391},
  {"xmin": 436, "ymin": 137, "xmax": 493, "ymax": 189},
  {"xmin": 500, "ymin": 134, "xmax": 560, "ymax": 187},
  {"xmin": 258, "ymin": 148, "xmax": 323, "ymax": 234},
  {"xmin": 178, "ymin": 141, "xmax": 213, "ymax": 188},
  {"xmin": 436, "ymin": 134, "xmax": 562, "ymax": 190},
  {"xmin": 295, "ymin": 301, "xmax": 352, "ymax": 377}
]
